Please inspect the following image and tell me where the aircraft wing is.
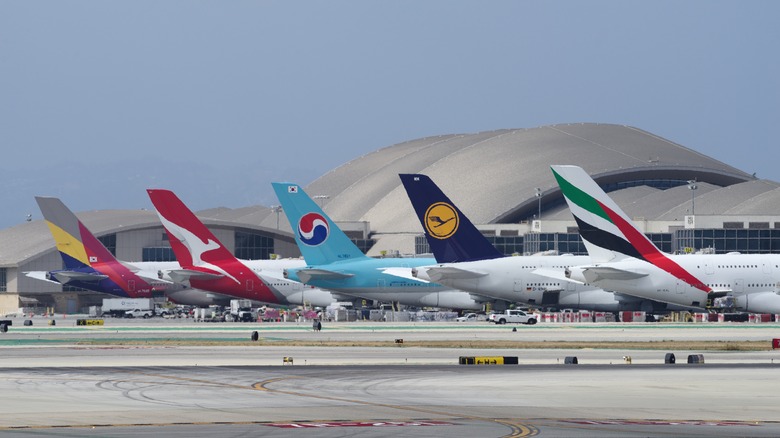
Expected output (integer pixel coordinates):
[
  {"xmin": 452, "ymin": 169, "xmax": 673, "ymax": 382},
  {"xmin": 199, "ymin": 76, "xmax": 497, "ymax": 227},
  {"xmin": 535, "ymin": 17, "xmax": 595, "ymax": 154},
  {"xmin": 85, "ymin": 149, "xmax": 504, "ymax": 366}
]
[
  {"xmin": 50, "ymin": 270, "xmax": 109, "ymax": 284},
  {"xmin": 295, "ymin": 269, "xmax": 354, "ymax": 284},
  {"xmin": 424, "ymin": 266, "xmax": 487, "ymax": 282},
  {"xmin": 166, "ymin": 269, "xmax": 225, "ymax": 284},
  {"xmin": 709, "ymin": 287, "xmax": 732, "ymax": 297}
]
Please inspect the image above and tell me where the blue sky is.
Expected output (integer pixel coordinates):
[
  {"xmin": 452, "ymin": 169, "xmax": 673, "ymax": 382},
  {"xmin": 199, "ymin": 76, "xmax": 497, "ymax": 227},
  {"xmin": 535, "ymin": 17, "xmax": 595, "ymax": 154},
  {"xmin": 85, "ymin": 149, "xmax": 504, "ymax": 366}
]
[{"xmin": 2, "ymin": 1, "xmax": 778, "ymax": 228}]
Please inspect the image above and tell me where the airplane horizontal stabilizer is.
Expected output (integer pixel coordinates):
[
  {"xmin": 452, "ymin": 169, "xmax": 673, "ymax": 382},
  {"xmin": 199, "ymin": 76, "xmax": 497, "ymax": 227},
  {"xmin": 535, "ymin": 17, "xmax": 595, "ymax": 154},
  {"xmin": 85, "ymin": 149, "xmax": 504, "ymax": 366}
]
[
  {"xmin": 51, "ymin": 271, "xmax": 109, "ymax": 284},
  {"xmin": 531, "ymin": 268, "xmax": 585, "ymax": 285},
  {"xmin": 24, "ymin": 271, "xmax": 61, "ymax": 284},
  {"xmin": 381, "ymin": 267, "xmax": 427, "ymax": 283},
  {"xmin": 119, "ymin": 261, "xmax": 140, "ymax": 273},
  {"xmin": 425, "ymin": 266, "xmax": 487, "ymax": 282},
  {"xmin": 582, "ymin": 266, "xmax": 648, "ymax": 282},
  {"xmin": 295, "ymin": 269, "xmax": 354, "ymax": 284},
  {"xmin": 167, "ymin": 269, "xmax": 225, "ymax": 284}
]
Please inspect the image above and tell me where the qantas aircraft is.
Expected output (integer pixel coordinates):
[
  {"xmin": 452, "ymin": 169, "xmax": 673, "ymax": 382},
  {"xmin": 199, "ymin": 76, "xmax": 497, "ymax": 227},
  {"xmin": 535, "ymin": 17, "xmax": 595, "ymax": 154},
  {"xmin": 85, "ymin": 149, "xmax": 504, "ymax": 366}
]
[
  {"xmin": 26, "ymin": 196, "xmax": 227, "ymax": 307},
  {"xmin": 146, "ymin": 189, "xmax": 337, "ymax": 308},
  {"xmin": 550, "ymin": 165, "xmax": 780, "ymax": 313},
  {"xmin": 398, "ymin": 173, "xmax": 681, "ymax": 312},
  {"xmin": 270, "ymin": 182, "xmax": 483, "ymax": 310}
]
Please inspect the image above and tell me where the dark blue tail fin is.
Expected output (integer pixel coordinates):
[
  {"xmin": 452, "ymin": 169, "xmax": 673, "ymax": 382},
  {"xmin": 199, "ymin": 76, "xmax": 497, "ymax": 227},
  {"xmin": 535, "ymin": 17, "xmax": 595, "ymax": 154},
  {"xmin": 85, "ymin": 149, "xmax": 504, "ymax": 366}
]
[{"xmin": 399, "ymin": 174, "xmax": 504, "ymax": 263}]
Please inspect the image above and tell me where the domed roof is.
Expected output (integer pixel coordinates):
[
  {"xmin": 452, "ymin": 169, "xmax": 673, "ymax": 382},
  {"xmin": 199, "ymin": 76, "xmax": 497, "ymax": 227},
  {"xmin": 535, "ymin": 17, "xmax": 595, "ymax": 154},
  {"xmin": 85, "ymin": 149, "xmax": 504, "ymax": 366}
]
[
  {"xmin": 302, "ymin": 123, "xmax": 764, "ymax": 234},
  {"xmin": 4, "ymin": 123, "xmax": 778, "ymax": 266}
]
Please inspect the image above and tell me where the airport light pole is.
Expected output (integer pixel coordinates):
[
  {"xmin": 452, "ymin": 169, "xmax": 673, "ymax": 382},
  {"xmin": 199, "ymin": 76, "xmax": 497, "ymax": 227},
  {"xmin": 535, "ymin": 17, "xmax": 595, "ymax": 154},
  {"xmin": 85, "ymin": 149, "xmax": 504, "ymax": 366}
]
[
  {"xmin": 272, "ymin": 205, "xmax": 282, "ymax": 229},
  {"xmin": 687, "ymin": 180, "xmax": 697, "ymax": 216},
  {"xmin": 535, "ymin": 187, "xmax": 542, "ymax": 224}
]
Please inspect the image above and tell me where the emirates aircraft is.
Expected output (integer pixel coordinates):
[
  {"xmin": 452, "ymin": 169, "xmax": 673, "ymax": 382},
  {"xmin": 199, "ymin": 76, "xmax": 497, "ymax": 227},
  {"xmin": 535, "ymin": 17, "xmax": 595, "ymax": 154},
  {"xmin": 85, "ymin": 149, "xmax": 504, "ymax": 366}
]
[{"xmin": 549, "ymin": 165, "xmax": 780, "ymax": 313}]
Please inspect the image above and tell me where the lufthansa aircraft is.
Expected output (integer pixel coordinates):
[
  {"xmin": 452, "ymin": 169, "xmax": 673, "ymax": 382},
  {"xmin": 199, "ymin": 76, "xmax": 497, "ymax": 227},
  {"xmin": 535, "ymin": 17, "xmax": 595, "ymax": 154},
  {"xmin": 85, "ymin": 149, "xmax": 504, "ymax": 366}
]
[
  {"xmin": 399, "ymin": 173, "xmax": 681, "ymax": 312},
  {"xmin": 270, "ymin": 182, "xmax": 483, "ymax": 310},
  {"xmin": 550, "ymin": 165, "xmax": 780, "ymax": 313},
  {"xmin": 146, "ymin": 189, "xmax": 337, "ymax": 308}
]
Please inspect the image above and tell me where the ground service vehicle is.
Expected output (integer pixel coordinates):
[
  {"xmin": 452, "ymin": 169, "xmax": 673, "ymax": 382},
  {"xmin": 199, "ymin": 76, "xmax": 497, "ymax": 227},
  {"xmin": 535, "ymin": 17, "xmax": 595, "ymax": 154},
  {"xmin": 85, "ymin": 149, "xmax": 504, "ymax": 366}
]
[
  {"xmin": 228, "ymin": 299, "xmax": 255, "ymax": 322},
  {"xmin": 456, "ymin": 313, "xmax": 479, "ymax": 322},
  {"xmin": 101, "ymin": 298, "xmax": 154, "ymax": 317},
  {"xmin": 491, "ymin": 309, "xmax": 537, "ymax": 325},
  {"xmin": 125, "ymin": 308, "xmax": 154, "ymax": 318}
]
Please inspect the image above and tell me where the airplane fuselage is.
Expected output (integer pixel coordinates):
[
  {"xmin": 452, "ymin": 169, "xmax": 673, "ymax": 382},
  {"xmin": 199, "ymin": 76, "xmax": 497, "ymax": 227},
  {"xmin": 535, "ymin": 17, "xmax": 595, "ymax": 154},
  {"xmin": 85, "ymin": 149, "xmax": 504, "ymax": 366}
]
[
  {"xmin": 568, "ymin": 254, "xmax": 780, "ymax": 313},
  {"xmin": 285, "ymin": 257, "xmax": 482, "ymax": 310},
  {"xmin": 416, "ymin": 255, "xmax": 670, "ymax": 312}
]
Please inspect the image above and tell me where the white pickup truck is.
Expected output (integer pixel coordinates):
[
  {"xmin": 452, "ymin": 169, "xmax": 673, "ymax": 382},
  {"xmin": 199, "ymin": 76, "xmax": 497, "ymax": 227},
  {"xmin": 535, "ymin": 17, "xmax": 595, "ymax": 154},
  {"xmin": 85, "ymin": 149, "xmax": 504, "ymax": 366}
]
[
  {"xmin": 125, "ymin": 308, "xmax": 154, "ymax": 319},
  {"xmin": 489, "ymin": 309, "xmax": 537, "ymax": 325}
]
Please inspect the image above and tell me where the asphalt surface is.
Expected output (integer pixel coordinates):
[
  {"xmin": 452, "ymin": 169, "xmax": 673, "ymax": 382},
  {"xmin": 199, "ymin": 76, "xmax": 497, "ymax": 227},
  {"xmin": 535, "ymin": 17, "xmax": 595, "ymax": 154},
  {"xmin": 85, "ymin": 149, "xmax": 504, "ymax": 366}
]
[{"xmin": 1, "ymin": 317, "xmax": 780, "ymax": 437}]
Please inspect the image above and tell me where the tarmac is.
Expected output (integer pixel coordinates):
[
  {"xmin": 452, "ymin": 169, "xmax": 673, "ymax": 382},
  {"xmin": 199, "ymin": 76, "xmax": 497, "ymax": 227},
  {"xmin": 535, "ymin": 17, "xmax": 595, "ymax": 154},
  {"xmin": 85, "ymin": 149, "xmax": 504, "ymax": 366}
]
[{"xmin": 1, "ymin": 317, "xmax": 779, "ymax": 437}]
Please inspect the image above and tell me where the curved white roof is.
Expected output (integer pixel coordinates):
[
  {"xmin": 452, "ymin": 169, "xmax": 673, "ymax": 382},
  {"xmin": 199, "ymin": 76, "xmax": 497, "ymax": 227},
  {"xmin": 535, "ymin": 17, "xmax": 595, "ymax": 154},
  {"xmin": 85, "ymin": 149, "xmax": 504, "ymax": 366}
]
[
  {"xmin": 302, "ymin": 123, "xmax": 766, "ymax": 233},
  {"xmin": 3, "ymin": 123, "xmax": 778, "ymax": 267}
]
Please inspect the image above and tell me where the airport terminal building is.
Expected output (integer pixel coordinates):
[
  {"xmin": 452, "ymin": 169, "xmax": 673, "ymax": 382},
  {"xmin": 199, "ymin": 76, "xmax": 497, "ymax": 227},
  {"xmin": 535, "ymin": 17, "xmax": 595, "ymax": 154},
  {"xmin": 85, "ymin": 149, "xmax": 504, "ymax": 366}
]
[{"xmin": 2, "ymin": 123, "xmax": 779, "ymax": 313}]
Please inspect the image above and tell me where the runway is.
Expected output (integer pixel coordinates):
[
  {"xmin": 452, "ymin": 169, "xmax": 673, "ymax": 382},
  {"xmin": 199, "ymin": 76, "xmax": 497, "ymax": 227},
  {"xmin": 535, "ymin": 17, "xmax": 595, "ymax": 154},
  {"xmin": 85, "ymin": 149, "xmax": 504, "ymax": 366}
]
[{"xmin": 1, "ymin": 318, "xmax": 780, "ymax": 437}]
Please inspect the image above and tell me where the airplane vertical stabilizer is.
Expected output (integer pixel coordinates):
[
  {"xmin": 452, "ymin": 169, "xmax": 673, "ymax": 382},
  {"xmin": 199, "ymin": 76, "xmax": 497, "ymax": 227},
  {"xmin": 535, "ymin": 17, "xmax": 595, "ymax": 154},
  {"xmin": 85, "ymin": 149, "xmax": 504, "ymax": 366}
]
[
  {"xmin": 146, "ymin": 189, "xmax": 241, "ymax": 268},
  {"xmin": 399, "ymin": 174, "xmax": 503, "ymax": 263},
  {"xmin": 271, "ymin": 183, "xmax": 368, "ymax": 266},
  {"xmin": 551, "ymin": 165, "xmax": 659, "ymax": 263},
  {"xmin": 147, "ymin": 189, "xmax": 284, "ymax": 304},
  {"xmin": 34, "ymin": 196, "xmax": 153, "ymax": 297},
  {"xmin": 551, "ymin": 165, "xmax": 711, "ymax": 293}
]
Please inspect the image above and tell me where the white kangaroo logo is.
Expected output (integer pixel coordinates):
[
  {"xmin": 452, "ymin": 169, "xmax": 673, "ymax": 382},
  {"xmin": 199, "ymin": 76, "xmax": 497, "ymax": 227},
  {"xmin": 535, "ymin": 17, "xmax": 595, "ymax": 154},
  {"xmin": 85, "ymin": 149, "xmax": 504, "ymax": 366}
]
[{"xmin": 156, "ymin": 212, "xmax": 240, "ymax": 284}]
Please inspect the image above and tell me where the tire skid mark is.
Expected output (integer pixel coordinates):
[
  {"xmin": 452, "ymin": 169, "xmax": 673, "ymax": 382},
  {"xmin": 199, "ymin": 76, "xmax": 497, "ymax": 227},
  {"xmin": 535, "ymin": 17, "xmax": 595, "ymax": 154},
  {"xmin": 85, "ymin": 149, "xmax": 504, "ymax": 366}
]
[{"xmin": 253, "ymin": 375, "xmax": 539, "ymax": 437}]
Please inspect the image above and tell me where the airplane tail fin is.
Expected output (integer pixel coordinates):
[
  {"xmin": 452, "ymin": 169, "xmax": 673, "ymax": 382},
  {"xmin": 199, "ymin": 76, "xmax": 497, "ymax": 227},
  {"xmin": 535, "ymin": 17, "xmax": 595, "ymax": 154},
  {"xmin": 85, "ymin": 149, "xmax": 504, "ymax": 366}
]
[
  {"xmin": 550, "ymin": 165, "xmax": 664, "ymax": 263},
  {"xmin": 146, "ymin": 189, "xmax": 238, "ymax": 268},
  {"xmin": 271, "ymin": 183, "xmax": 368, "ymax": 266},
  {"xmin": 399, "ymin": 174, "xmax": 503, "ymax": 263},
  {"xmin": 35, "ymin": 196, "xmax": 154, "ymax": 297},
  {"xmin": 35, "ymin": 196, "xmax": 121, "ymax": 270}
]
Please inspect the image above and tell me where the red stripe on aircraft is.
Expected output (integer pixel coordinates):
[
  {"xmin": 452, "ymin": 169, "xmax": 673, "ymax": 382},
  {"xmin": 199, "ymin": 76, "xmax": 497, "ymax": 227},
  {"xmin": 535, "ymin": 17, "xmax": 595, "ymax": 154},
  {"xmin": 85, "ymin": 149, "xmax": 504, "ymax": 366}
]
[{"xmin": 598, "ymin": 201, "xmax": 711, "ymax": 293}]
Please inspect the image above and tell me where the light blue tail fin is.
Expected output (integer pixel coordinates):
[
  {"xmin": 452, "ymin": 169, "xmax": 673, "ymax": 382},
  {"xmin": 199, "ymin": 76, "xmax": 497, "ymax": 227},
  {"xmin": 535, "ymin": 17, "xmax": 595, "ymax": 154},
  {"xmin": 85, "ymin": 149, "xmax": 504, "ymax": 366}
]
[{"xmin": 271, "ymin": 183, "xmax": 368, "ymax": 266}]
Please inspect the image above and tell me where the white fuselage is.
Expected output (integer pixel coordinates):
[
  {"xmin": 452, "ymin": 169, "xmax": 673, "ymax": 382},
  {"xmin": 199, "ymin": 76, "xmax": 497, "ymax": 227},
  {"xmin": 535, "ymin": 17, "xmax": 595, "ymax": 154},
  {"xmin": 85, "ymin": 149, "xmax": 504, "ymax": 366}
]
[
  {"xmin": 136, "ymin": 259, "xmax": 338, "ymax": 308},
  {"xmin": 567, "ymin": 254, "xmax": 780, "ymax": 313},
  {"xmin": 415, "ymin": 255, "xmax": 661, "ymax": 312}
]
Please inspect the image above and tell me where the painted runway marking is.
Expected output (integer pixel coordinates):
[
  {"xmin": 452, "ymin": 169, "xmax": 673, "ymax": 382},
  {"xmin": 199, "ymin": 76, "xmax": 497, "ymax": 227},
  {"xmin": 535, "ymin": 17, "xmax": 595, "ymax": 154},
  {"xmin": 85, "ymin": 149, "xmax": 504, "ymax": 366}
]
[
  {"xmin": 267, "ymin": 420, "xmax": 453, "ymax": 428},
  {"xmin": 563, "ymin": 419, "xmax": 761, "ymax": 427},
  {"xmin": 253, "ymin": 376, "xmax": 539, "ymax": 437}
]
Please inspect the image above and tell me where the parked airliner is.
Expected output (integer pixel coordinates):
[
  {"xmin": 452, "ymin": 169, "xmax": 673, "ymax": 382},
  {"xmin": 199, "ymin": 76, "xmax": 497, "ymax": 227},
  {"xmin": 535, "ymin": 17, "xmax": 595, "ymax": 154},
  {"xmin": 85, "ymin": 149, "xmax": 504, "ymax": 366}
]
[
  {"xmin": 147, "ymin": 189, "xmax": 338, "ymax": 308},
  {"xmin": 26, "ymin": 196, "xmax": 228, "ymax": 307},
  {"xmin": 271, "ymin": 182, "xmax": 483, "ymax": 310},
  {"xmin": 550, "ymin": 165, "xmax": 780, "ymax": 313},
  {"xmin": 399, "ymin": 173, "xmax": 681, "ymax": 312}
]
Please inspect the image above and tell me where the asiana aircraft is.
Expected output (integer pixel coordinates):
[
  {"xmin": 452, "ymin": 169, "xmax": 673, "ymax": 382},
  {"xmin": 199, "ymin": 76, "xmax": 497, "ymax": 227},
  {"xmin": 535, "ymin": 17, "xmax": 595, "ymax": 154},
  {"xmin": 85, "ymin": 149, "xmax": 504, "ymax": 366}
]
[{"xmin": 26, "ymin": 196, "xmax": 227, "ymax": 307}]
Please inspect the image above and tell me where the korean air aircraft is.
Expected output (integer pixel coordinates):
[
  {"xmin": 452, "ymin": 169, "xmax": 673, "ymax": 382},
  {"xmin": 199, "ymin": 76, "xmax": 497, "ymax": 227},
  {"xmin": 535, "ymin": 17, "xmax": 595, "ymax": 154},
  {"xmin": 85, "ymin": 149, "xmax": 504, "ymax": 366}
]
[
  {"xmin": 146, "ymin": 189, "xmax": 337, "ymax": 308},
  {"xmin": 399, "ymin": 173, "xmax": 678, "ymax": 312},
  {"xmin": 270, "ymin": 182, "xmax": 483, "ymax": 310},
  {"xmin": 26, "ymin": 196, "xmax": 227, "ymax": 307},
  {"xmin": 551, "ymin": 165, "xmax": 780, "ymax": 313}
]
